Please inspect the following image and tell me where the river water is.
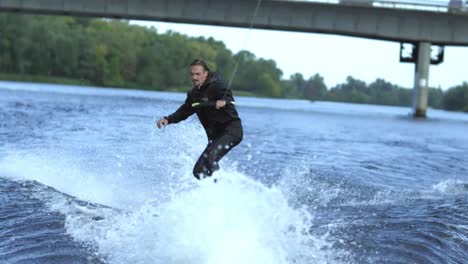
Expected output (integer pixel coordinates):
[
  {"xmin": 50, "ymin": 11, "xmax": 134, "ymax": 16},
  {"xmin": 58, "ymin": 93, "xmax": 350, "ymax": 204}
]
[{"xmin": 0, "ymin": 81, "xmax": 467, "ymax": 264}]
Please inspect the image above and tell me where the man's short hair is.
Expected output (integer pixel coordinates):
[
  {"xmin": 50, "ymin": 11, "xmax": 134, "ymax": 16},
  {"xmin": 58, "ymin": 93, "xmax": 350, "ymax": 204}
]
[{"xmin": 190, "ymin": 59, "xmax": 210, "ymax": 72}]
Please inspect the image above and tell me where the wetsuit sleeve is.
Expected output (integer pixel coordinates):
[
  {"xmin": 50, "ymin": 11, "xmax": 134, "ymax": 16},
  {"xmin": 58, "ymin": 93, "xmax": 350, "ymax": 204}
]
[
  {"xmin": 213, "ymin": 81, "xmax": 234, "ymax": 102},
  {"xmin": 165, "ymin": 91, "xmax": 195, "ymax": 124}
]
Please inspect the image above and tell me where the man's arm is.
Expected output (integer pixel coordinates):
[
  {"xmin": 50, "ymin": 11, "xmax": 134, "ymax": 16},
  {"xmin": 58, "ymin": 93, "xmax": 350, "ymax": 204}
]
[
  {"xmin": 157, "ymin": 92, "xmax": 195, "ymax": 128},
  {"xmin": 212, "ymin": 80, "xmax": 234, "ymax": 109}
]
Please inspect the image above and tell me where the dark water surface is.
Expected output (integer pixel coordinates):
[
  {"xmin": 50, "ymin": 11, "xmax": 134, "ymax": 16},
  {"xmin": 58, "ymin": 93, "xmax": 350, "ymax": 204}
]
[{"xmin": 1, "ymin": 81, "xmax": 467, "ymax": 263}]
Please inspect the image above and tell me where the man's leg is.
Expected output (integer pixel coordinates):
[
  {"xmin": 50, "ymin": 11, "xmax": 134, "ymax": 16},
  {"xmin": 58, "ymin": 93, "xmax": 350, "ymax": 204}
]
[
  {"xmin": 193, "ymin": 141, "xmax": 215, "ymax": 180},
  {"xmin": 192, "ymin": 132, "xmax": 242, "ymax": 179}
]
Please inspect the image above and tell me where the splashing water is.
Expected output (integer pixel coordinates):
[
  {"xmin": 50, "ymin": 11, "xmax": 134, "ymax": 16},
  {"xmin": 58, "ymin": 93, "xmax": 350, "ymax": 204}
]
[
  {"xmin": 59, "ymin": 171, "xmax": 332, "ymax": 264},
  {"xmin": 0, "ymin": 152, "xmax": 336, "ymax": 263},
  {"xmin": 432, "ymin": 179, "xmax": 468, "ymax": 194}
]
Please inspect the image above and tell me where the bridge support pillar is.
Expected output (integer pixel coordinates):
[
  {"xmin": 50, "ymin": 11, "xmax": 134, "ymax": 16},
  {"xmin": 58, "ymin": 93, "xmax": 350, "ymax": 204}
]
[{"xmin": 413, "ymin": 41, "xmax": 431, "ymax": 118}]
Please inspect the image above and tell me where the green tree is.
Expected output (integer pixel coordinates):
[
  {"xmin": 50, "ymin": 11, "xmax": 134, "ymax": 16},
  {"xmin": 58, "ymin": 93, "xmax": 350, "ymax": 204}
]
[
  {"xmin": 304, "ymin": 74, "xmax": 327, "ymax": 100},
  {"xmin": 368, "ymin": 78, "xmax": 398, "ymax": 105},
  {"xmin": 443, "ymin": 83, "xmax": 468, "ymax": 112},
  {"xmin": 327, "ymin": 76, "xmax": 367, "ymax": 103},
  {"xmin": 289, "ymin": 73, "xmax": 306, "ymax": 96},
  {"xmin": 257, "ymin": 73, "xmax": 281, "ymax": 97},
  {"xmin": 428, "ymin": 87, "xmax": 444, "ymax": 109}
]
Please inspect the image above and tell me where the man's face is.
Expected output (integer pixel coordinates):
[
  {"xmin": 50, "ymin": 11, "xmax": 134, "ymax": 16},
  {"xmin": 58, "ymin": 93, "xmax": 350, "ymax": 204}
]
[{"xmin": 190, "ymin": 65, "xmax": 208, "ymax": 88}]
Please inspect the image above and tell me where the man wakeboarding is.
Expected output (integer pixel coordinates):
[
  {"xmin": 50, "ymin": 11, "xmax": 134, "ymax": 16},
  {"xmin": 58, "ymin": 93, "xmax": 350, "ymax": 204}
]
[{"xmin": 156, "ymin": 59, "xmax": 243, "ymax": 180}]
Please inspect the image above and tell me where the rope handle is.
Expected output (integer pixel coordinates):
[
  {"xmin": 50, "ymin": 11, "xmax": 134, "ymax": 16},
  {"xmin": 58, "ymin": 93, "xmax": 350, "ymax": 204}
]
[{"xmin": 191, "ymin": 101, "xmax": 236, "ymax": 108}]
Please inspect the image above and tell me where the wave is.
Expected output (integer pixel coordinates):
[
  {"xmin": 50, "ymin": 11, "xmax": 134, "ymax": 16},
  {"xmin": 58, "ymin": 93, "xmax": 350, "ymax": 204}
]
[
  {"xmin": 0, "ymin": 153, "xmax": 341, "ymax": 264},
  {"xmin": 432, "ymin": 179, "xmax": 468, "ymax": 194},
  {"xmin": 2, "ymin": 150, "xmax": 466, "ymax": 264}
]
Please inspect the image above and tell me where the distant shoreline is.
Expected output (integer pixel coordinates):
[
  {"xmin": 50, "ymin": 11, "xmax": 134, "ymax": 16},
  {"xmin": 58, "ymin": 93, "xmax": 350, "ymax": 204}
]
[
  {"xmin": 0, "ymin": 73, "xmax": 258, "ymax": 97},
  {"xmin": 2, "ymin": 73, "xmax": 467, "ymax": 114}
]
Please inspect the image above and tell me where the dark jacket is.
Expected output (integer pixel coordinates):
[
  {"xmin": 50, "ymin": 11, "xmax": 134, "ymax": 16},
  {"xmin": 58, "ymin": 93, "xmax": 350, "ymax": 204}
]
[{"xmin": 166, "ymin": 72, "xmax": 241, "ymax": 139}]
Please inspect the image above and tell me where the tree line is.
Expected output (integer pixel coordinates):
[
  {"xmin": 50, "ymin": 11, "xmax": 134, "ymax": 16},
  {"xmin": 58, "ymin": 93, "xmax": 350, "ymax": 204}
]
[{"xmin": 0, "ymin": 13, "xmax": 466, "ymax": 112}]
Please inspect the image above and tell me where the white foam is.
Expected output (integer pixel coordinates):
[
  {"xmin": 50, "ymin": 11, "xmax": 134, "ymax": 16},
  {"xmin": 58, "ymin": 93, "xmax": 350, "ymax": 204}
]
[
  {"xmin": 50, "ymin": 170, "xmax": 332, "ymax": 264},
  {"xmin": 0, "ymin": 151, "xmax": 144, "ymax": 209},
  {"xmin": 432, "ymin": 179, "xmax": 468, "ymax": 194},
  {"xmin": 0, "ymin": 149, "xmax": 338, "ymax": 263}
]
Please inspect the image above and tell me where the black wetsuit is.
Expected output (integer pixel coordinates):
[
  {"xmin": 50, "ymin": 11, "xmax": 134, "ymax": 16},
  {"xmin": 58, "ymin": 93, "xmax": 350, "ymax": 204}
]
[{"xmin": 165, "ymin": 72, "xmax": 243, "ymax": 179}]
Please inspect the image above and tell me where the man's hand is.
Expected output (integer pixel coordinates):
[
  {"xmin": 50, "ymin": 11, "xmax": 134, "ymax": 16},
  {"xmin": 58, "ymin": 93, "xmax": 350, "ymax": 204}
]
[
  {"xmin": 157, "ymin": 118, "xmax": 169, "ymax": 129},
  {"xmin": 215, "ymin": 100, "xmax": 226, "ymax": 109}
]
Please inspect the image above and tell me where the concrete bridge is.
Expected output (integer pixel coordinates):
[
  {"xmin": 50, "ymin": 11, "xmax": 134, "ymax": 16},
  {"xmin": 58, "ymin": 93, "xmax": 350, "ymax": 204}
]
[{"xmin": 1, "ymin": 0, "xmax": 467, "ymax": 117}]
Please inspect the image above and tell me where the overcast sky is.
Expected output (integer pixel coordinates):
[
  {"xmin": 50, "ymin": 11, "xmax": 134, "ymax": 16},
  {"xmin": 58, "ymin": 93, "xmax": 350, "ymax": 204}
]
[{"xmin": 131, "ymin": 20, "xmax": 468, "ymax": 90}]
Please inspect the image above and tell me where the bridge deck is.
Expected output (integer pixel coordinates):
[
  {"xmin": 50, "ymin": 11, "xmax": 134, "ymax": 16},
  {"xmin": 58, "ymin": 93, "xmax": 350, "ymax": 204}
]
[{"xmin": 0, "ymin": 0, "xmax": 467, "ymax": 45}]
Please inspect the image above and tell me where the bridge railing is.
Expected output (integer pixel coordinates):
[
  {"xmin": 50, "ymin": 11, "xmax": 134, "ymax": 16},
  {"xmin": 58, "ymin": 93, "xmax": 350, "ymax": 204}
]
[
  {"xmin": 372, "ymin": 0, "xmax": 466, "ymax": 12},
  {"xmin": 285, "ymin": 0, "xmax": 468, "ymax": 13}
]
